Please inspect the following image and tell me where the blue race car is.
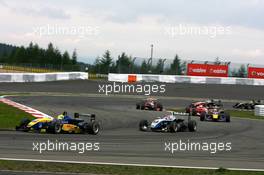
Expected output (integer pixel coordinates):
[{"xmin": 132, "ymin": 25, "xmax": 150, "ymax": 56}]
[{"xmin": 139, "ymin": 112, "xmax": 197, "ymax": 132}]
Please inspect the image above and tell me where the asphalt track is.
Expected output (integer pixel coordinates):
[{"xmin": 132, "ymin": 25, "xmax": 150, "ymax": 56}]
[{"xmin": 0, "ymin": 80, "xmax": 264, "ymax": 171}]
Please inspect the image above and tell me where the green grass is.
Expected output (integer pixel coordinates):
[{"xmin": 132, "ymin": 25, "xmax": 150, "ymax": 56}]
[
  {"xmin": 0, "ymin": 160, "xmax": 263, "ymax": 175},
  {"xmin": 0, "ymin": 102, "xmax": 34, "ymax": 129},
  {"xmin": 226, "ymin": 110, "xmax": 264, "ymax": 120}
]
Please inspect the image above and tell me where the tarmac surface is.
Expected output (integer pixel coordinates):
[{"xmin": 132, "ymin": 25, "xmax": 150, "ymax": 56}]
[{"xmin": 0, "ymin": 80, "xmax": 263, "ymax": 173}]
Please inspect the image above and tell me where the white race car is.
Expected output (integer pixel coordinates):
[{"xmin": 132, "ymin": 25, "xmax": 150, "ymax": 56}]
[{"xmin": 139, "ymin": 112, "xmax": 197, "ymax": 132}]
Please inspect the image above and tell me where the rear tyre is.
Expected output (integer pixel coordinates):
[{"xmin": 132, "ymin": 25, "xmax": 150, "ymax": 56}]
[
  {"xmin": 188, "ymin": 120, "xmax": 197, "ymax": 132},
  {"xmin": 139, "ymin": 120, "xmax": 148, "ymax": 131},
  {"xmin": 136, "ymin": 103, "xmax": 140, "ymax": 109},
  {"xmin": 225, "ymin": 113, "xmax": 231, "ymax": 122},
  {"xmin": 87, "ymin": 121, "xmax": 100, "ymax": 135}
]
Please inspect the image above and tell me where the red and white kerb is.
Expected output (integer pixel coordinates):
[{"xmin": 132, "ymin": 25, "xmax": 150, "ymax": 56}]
[{"xmin": 0, "ymin": 97, "xmax": 53, "ymax": 119}]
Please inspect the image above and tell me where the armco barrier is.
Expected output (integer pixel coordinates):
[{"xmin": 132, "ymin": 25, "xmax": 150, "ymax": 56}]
[
  {"xmin": 0, "ymin": 72, "xmax": 88, "ymax": 82},
  {"xmin": 108, "ymin": 73, "xmax": 264, "ymax": 86}
]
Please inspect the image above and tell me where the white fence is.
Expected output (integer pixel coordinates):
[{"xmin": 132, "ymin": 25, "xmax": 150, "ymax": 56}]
[
  {"xmin": 0, "ymin": 72, "xmax": 88, "ymax": 82},
  {"xmin": 108, "ymin": 73, "xmax": 264, "ymax": 86}
]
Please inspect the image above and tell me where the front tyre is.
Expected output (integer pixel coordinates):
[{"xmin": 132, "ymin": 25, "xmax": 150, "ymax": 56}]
[
  {"xmin": 48, "ymin": 120, "xmax": 62, "ymax": 134},
  {"xmin": 16, "ymin": 118, "xmax": 30, "ymax": 131}
]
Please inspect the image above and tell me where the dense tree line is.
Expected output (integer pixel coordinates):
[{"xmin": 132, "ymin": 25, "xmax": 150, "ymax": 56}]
[
  {"xmin": 0, "ymin": 42, "xmax": 78, "ymax": 70},
  {"xmin": 0, "ymin": 42, "xmax": 248, "ymax": 77},
  {"xmin": 88, "ymin": 50, "xmax": 186, "ymax": 75}
]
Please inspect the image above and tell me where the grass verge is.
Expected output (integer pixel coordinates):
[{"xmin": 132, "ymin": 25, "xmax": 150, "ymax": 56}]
[
  {"xmin": 0, "ymin": 160, "xmax": 263, "ymax": 175},
  {"xmin": 0, "ymin": 102, "xmax": 34, "ymax": 129},
  {"xmin": 225, "ymin": 110, "xmax": 264, "ymax": 120}
]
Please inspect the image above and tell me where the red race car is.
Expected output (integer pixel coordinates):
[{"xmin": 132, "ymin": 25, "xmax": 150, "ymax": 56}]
[
  {"xmin": 185, "ymin": 99, "xmax": 222, "ymax": 116},
  {"xmin": 136, "ymin": 98, "xmax": 163, "ymax": 111}
]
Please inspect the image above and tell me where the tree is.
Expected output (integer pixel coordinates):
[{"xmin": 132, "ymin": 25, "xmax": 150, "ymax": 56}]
[
  {"xmin": 140, "ymin": 60, "xmax": 148, "ymax": 74},
  {"xmin": 169, "ymin": 54, "xmax": 182, "ymax": 75},
  {"xmin": 237, "ymin": 64, "xmax": 246, "ymax": 78},
  {"xmin": 154, "ymin": 59, "xmax": 164, "ymax": 74},
  {"xmin": 231, "ymin": 69, "xmax": 238, "ymax": 77},
  {"xmin": 100, "ymin": 50, "xmax": 113, "ymax": 74},
  {"xmin": 71, "ymin": 49, "xmax": 77, "ymax": 65},
  {"xmin": 62, "ymin": 51, "xmax": 71, "ymax": 65},
  {"xmin": 116, "ymin": 52, "xmax": 131, "ymax": 73}
]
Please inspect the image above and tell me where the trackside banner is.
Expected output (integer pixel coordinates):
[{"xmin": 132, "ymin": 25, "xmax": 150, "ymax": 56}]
[
  {"xmin": 187, "ymin": 64, "xmax": 228, "ymax": 77},
  {"xmin": 248, "ymin": 67, "xmax": 264, "ymax": 79}
]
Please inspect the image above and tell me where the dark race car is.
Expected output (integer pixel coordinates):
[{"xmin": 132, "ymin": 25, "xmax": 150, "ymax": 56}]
[
  {"xmin": 233, "ymin": 100, "xmax": 264, "ymax": 110},
  {"xmin": 136, "ymin": 98, "xmax": 163, "ymax": 111},
  {"xmin": 139, "ymin": 112, "xmax": 197, "ymax": 132},
  {"xmin": 200, "ymin": 106, "xmax": 230, "ymax": 122},
  {"xmin": 16, "ymin": 112, "xmax": 100, "ymax": 135},
  {"xmin": 185, "ymin": 99, "xmax": 223, "ymax": 116}
]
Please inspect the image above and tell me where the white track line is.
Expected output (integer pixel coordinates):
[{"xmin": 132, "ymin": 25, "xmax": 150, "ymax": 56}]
[{"xmin": 0, "ymin": 158, "xmax": 263, "ymax": 172}]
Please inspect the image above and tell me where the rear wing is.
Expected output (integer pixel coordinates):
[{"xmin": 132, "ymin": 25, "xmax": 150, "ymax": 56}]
[
  {"xmin": 167, "ymin": 111, "xmax": 192, "ymax": 121},
  {"xmin": 74, "ymin": 113, "xmax": 96, "ymax": 121}
]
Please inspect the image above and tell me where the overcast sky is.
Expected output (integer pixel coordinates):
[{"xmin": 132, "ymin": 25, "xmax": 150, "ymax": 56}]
[{"xmin": 0, "ymin": 0, "xmax": 263, "ymax": 64}]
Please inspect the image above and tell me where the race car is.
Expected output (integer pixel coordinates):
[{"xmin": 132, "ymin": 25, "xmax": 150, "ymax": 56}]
[
  {"xmin": 200, "ymin": 106, "xmax": 230, "ymax": 122},
  {"xmin": 185, "ymin": 99, "xmax": 223, "ymax": 116},
  {"xmin": 233, "ymin": 100, "xmax": 264, "ymax": 110},
  {"xmin": 15, "ymin": 112, "xmax": 100, "ymax": 135},
  {"xmin": 136, "ymin": 98, "xmax": 163, "ymax": 111},
  {"xmin": 139, "ymin": 112, "xmax": 197, "ymax": 132}
]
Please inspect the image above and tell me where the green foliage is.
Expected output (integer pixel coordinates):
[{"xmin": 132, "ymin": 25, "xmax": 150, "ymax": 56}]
[
  {"xmin": 237, "ymin": 64, "xmax": 246, "ymax": 78},
  {"xmin": 140, "ymin": 60, "xmax": 148, "ymax": 74},
  {"xmin": 166, "ymin": 54, "xmax": 184, "ymax": 75},
  {"xmin": 91, "ymin": 50, "xmax": 114, "ymax": 74},
  {"xmin": 0, "ymin": 102, "xmax": 34, "ymax": 129},
  {"xmin": 154, "ymin": 59, "xmax": 165, "ymax": 74},
  {"xmin": 0, "ymin": 42, "xmax": 77, "ymax": 69},
  {"xmin": 116, "ymin": 52, "xmax": 132, "ymax": 73},
  {"xmin": 71, "ymin": 49, "xmax": 77, "ymax": 65}
]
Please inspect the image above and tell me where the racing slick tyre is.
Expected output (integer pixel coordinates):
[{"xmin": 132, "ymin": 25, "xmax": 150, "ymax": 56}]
[
  {"xmin": 16, "ymin": 118, "xmax": 30, "ymax": 131},
  {"xmin": 87, "ymin": 121, "xmax": 100, "ymax": 135},
  {"xmin": 188, "ymin": 120, "xmax": 197, "ymax": 132},
  {"xmin": 139, "ymin": 120, "xmax": 148, "ymax": 131},
  {"xmin": 169, "ymin": 122, "xmax": 179, "ymax": 133},
  {"xmin": 136, "ymin": 104, "xmax": 140, "ymax": 110},
  {"xmin": 47, "ymin": 120, "xmax": 62, "ymax": 134},
  {"xmin": 225, "ymin": 112, "xmax": 231, "ymax": 122},
  {"xmin": 200, "ymin": 112, "xmax": 206, "ymax": 121}
]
